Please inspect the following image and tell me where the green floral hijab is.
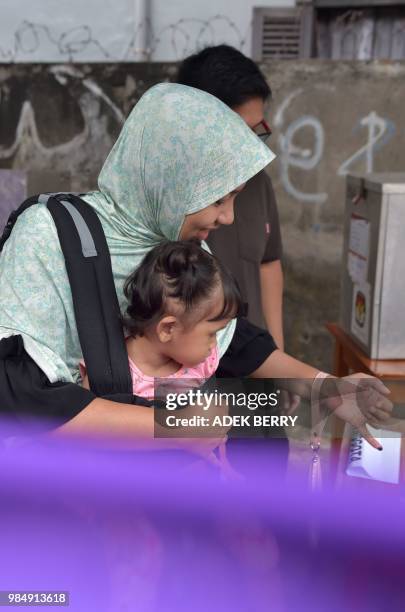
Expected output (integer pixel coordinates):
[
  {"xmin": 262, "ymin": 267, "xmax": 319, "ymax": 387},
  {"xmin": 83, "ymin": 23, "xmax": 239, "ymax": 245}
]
[{"xmin": 0, "ymin": 84, "xmax": 275, "ymax": 383}]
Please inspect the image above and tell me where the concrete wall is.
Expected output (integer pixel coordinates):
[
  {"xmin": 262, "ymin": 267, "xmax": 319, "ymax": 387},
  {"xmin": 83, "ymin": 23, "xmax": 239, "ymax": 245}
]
[
  {"xmin": 1, "ymin": 61, "xmax": 404, "ymax": 370},
  {"xmin": 264, "ymin": 61, "xmax": 404, "ymax": 369}
]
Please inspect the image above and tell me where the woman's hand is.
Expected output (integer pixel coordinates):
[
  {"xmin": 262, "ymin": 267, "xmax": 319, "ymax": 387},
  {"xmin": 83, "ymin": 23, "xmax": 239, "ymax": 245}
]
[
  {"xmin": 348, "ymin": 373, "xmax": 392, "ymax": 423},
  {"xmin": 155, "ymin": 396, "xmax": 231, "ymax": 464},
  {"xmin": 181, "ymin": 440, "xmax": 244, "ymax": 480},
  {"xmin": 322, "ymin": 373, "xmax": 392, "ymax": 449},
  {"xmin": 171, "ymin": 435, "xmax": 229, "ymax": 467},
  {"xmin": 279, "ymin": 390, "xmax": 301, "ymax": 416}
]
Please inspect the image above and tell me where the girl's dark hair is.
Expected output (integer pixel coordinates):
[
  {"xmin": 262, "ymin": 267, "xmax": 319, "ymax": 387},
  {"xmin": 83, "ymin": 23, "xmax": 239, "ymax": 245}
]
[{"xmin": 123, "ymin": 240, "xmax": 243, "ymax": 337}]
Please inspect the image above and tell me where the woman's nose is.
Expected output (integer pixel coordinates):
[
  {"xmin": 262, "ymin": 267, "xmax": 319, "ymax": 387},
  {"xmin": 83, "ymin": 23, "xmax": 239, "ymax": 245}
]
[{"xmin": 218, "ymin": 200, "xmax": 235, "ymax": 226}]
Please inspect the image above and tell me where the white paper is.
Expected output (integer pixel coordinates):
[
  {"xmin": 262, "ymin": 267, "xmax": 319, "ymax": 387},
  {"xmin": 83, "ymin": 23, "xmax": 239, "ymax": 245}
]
[
  {"xmin": 349, "ymin": 216, "xmax": 370, "ymax": 259},
  {"xmin": 350, "ymin": 282, "xmax": 371, "ymax": 345},
  {"xmin": 347, "ymin": 215, "xmax": 369, "ymax": 283},
  {"xmin": 346, "ymin": 427, "xmax": 401, "ymax": 484},
  {"xmin": 347, "ymin": 252, "xmax": 368, "ymax": 284}
]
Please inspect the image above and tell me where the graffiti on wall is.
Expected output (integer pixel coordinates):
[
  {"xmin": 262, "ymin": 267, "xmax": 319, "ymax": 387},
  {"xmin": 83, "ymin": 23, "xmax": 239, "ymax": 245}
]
[
  {"xmin": 0, "ymin": 66, "xmax": 125, "ymax": 183},
  {"xmin": 274, "ymin": 88, "xmax": 396, "ymax": 204},
  {"xmin": 337, "ymin": 111, "xmax": 396, "ymax": 176},
  {"xmin": 0, "ymin": 67, "xmax": 400, "ymax": 202}
]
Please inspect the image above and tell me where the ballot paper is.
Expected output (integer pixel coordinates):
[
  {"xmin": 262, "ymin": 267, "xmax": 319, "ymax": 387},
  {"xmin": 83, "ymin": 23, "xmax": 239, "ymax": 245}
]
[
  {"xmin": 347, "ymin": 215, "xmax": 370, "ymax": 284},
  {"xmin": 347, "ymin": 252, "xmax": 368, "ymax": 284},
  {"xmin": 349, "ymin": 215, "xmax": 370, "ymax": 259},
  {"xmin": 346, "ymin": 426, "xmax": 401, "ymax": 484}
]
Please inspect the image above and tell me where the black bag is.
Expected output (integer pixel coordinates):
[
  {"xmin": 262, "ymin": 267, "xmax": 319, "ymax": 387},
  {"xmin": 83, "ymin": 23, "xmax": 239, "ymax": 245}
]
[{"xmin": 0, "ymin": 193, "xmax": 132, "ymax": 398}]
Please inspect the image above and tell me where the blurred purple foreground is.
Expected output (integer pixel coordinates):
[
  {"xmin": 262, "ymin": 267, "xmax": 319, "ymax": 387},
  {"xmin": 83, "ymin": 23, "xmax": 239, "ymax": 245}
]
[{"xmin": 1, "ymin": 421, "xmax": 404, "ymax": 612}]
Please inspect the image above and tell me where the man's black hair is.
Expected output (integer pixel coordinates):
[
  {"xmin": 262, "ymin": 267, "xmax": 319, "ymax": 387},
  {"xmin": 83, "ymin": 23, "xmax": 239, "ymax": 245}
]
[
  {"xmin": 123, "ymin": 240, "xmax": 243, "ymax": 337},
  {"xmin": 176, "ymin": 44, "xmax": 271, "ymax": 108}
]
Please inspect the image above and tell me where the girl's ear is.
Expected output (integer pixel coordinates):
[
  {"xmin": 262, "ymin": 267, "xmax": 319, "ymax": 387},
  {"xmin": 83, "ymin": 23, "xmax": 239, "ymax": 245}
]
[{"xmin": 156, "ymin": 316, "xmax": 178, "ymax": 343}]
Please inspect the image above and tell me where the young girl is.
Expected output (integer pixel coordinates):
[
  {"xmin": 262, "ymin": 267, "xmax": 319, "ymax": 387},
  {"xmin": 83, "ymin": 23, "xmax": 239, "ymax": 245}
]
[
  {"xmin": 81, "ymin": 239, "xmax": 243, "ymax": 401},
  {"xmin": 82, "ymin": 243, "xmax": 244, "ymax": 611}
]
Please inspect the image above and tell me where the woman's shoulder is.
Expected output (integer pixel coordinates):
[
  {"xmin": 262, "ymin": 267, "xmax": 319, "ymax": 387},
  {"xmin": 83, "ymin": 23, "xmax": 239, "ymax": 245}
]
[
  {"xmin": 0, "ymin": 201, "xmax": 66, "ymax": 290},
  {"xmin": 15, "ymin": 201, "xmax": 58, "ymax": 232},
  {"xmin": 4, "ymin": 202, "xmax": 60, "ymax": 257}
]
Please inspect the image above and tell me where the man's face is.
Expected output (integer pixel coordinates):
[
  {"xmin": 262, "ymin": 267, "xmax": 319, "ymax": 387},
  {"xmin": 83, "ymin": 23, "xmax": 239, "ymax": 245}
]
[{"xmin": 232, "ymin": 96, "xmax": 266, "ymax": 130}]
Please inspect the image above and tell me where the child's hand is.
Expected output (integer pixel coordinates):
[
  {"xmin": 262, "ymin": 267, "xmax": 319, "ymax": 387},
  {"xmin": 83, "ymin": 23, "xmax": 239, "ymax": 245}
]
[
  {"xmin": 170, "ymin": 435, "xmax": 229, "ymax": 465},
  {"xmin": 162, "ymin": 399, "xmax": 231, "ymax": 463},
  {"xmin": 180, "ymin": 440, "xmax": 244, "ymax": 481}
]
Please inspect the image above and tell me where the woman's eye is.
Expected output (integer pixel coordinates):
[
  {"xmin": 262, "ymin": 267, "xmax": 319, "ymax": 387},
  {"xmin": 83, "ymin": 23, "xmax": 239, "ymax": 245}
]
[{"xmin": 214, "ymin": 200, "xmax": 224, "ymax": 207}]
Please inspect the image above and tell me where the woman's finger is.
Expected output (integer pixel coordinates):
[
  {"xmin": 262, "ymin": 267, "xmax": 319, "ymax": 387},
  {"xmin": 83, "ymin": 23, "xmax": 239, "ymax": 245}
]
[
  {"xmin": 357, "ymin": 424, "xmax": 383, "ymax": 451},
  {"xmin": 367, "ymin": 419, "xmax": 381, "ymax": 430},
  {"xmin": 217, "ymin": 440, "xmax": 244, "ymax": 482},
  {"xmin": 289, "ymin": 393, "xmax": 301, "ymax": 414},
  {"xmin": 366, "ymin": 406, "xmax": 391, "ymax": 422},
  {"xmin": 206, "ymin": 451, "xmax": 223, "ymax": 468},
  {"xmin": 218, "ymin": 440, "xmax": 228, "ymax": 463},
  {"xmin": 359, "ymin": 376, "xmax": 391, "ymax": 396}
]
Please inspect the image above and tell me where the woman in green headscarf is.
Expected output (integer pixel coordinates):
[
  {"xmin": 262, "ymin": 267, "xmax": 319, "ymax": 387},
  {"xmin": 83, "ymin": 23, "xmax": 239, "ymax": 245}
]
[
  {"xmin": 0, "ymin": 84, "xmax": 391, "ymax": 455},
  {"xmin": 0, "ymin": 84, "xmax": 274, "ymax": 454}
]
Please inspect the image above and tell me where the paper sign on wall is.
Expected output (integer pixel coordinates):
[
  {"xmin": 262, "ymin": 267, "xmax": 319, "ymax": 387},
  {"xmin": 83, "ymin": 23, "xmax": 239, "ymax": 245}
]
[
  {"xmin": 351, "ymin": 282, "xmax": 371, "ymax": 346},
  {"xmin": 347, "ymin": 215, "xmax": 370, "ymax": 284}
]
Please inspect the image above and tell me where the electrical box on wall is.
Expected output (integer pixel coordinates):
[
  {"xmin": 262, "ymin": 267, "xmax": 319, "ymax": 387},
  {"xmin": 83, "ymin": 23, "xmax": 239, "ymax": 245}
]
[{"xmin": 341, "ymin": 173, "xmax": 405, "ymax": 359}]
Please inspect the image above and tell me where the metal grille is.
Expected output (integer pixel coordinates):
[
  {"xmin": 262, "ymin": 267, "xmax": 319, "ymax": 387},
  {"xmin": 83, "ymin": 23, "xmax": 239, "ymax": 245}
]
[
  {"xmin": 252, "ymin": 7, "xmax": 314, "ymax": 60},
  {"xmin": 262, "ymin": 14, "xmax": 302, "ymax": 58}
]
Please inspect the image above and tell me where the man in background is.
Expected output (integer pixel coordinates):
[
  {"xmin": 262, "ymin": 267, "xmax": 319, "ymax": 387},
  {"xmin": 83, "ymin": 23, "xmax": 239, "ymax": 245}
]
[
  {"xmin": 177, "ymin": 47, "xmax": 294, "ymax": 470},
  {"xmin": 177, "ymin": 45, "xmax": 284, "ymax": 350}
]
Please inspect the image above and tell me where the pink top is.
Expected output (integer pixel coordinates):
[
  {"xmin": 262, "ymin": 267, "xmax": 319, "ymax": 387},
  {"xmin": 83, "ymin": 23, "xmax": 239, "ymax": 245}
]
[{"xmin": 80, "ymin": 346, "xmax": 219, "ymax": 399}]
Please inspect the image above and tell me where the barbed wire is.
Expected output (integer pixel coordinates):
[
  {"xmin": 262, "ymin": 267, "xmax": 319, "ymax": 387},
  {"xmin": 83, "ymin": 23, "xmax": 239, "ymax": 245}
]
[{"xmin": 0, "ymin": 16, "xmax": 250, "ymax": 63}]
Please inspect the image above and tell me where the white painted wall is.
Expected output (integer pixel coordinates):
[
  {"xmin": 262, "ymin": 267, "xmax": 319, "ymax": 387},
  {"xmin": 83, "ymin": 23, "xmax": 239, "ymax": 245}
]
[
  {"xmin": 0, "ymin": 0, "xmax": 295, "ymax": 62},
  {"xmin": 0, "ymin": 0, "xmax": 135, "ymax": 62},
  {"xmin": 149, "ymin": 0, "xmax": 295, "ymax": 60}
]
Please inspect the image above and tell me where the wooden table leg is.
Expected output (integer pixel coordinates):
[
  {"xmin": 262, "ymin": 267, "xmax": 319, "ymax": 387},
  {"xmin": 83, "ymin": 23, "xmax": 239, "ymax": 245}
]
[{"xmin": 333, "ymin": 338, "xmax": 350, "ymax": 377}]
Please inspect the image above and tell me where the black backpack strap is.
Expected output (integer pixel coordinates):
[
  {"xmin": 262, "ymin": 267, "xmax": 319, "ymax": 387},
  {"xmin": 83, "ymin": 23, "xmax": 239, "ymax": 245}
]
[{"xmin": 45, "ymin": 193, "xmax": 132, "ymax": 396}]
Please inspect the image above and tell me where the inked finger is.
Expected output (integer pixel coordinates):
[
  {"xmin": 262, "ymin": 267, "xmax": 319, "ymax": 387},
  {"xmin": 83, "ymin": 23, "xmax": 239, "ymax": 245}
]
[{"xmin": 357, "ymin": 424, "xmax": 383, "ymax": 451}]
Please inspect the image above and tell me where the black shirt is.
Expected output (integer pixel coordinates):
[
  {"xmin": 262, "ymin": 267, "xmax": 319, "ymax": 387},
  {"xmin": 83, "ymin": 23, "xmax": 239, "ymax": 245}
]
[{"xmin": 207, "ymin": 171, "xmax": 282, "ymax": 330}]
